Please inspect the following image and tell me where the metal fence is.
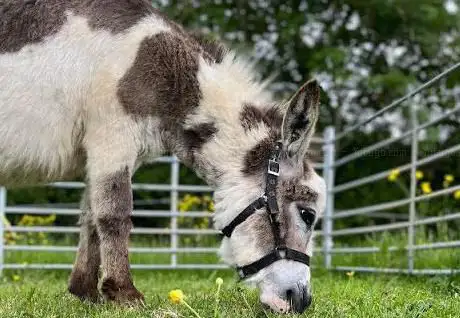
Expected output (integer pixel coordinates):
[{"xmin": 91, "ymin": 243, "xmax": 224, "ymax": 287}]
[
  {"xmin": 0, "ymin": 156, "xmax": 227, "ymax": 273},
  {"xmin": 1, "ymin": 62, "xmax": 460, "ymax": 275},
  {"xmin": 321, "ymin": 61, "xmax": 460, "ymax": 275}
]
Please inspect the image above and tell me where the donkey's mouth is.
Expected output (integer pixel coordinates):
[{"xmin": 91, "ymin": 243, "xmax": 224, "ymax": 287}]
[
  {"xmin": 260, "ymin": 292, "xmax": 292, "ymax": 314},
  {"xmin": 260, "ymin": 285, "xmax": 312, "ymax": 314}
]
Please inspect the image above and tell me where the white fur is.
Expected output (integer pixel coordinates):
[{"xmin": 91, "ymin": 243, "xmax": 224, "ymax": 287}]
[
  {"xmin": 0, "ymin": 12, "xmax": 169, "ymax": 186},
  {"xmin": 192, "ymin": 52, "xmax": 325, "ymax": 311}
]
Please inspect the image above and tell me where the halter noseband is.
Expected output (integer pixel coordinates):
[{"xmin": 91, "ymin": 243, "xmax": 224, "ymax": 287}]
[{"xmin": 219, "ymin": 141, "xmax": 310, "ymax": 280}]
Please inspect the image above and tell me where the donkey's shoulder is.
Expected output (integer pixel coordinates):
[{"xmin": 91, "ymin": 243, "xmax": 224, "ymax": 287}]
[{"xmin": 0, "ymin": 0, "xmax": 169, "ymax": 53}]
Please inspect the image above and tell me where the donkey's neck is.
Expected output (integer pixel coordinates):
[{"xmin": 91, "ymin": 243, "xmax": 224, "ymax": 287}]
[{"xmin": 172, "ymin": 53, "xmax": 284, "ymax": 229}]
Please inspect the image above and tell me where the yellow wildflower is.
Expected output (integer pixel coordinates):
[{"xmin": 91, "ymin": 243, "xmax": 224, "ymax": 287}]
[
  {"xmin": 415, "ymin": 170, "xmax": 424, "ymax": 180},
  {"xmin": 421, "ymin": 182, "xmax": 432, "ymax": 194},
  {"xmin": 346, "ymin": 271, "xmax": 355, "ymax": 278},
  {"xmin": 445, "ymin": 175, "xmax": 454, "ymax": 183},
  {"xmin": 216, "ymin": 277, "xmax": 223, "ymax": 286},
  {"xmin": 168, "ymin": 289, "xmax": 202, "ymax": 318},
  {"xmin": 208, "ymin": 201, "xmax": 215, "ymax": 212},
  {"xmin": 388, "ymin": 169, "xmax": 400, "ymax": 182},
  {"xmin": 454, "ymin": 190, "xmax": 460, "ymax": 200},
  {"xmin": 12, "ymin": 275, "xmax": 20, "ymax": 282},
  {"xmin": 168, "ymin": 289, "xmax": 184, "ymax": 304}
]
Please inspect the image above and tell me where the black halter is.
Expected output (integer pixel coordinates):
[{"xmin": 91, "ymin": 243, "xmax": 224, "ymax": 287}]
[{"xmin": 220, "ymin": 141, "xmax": 310, "ymax": 280}]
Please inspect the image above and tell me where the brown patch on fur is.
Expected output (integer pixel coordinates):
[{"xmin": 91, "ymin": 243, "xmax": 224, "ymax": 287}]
[
  {"xmin": 241, "ymin": 132, "xmax": 280, "ymax": 176},
  {"xmin": 118, "ymin": 32, "xmax": 201, "ymax": 119},
  {"xmin": 239, "ymin": 104, "xmax": 285, "ymax": 174},
  {"xmin": 118, "ymin": 32, "xmax": 223, "ymax": 170},
  {"xmin": 240, "ymin": 104, "xmax": 264, "ymax": 131},
  {"xmin": 68, "ymin": 230, "xmax": 101, "ymax": 302},
  {"xmin": 183, "ymin": 123, "xmax": 218, "ymax": 154},
  {"xmin": 265, "ymin": 107, "xmax": 284, "ymax": 128},
  {"xmin": 150, "ymin": 8, "xmax": 227, "ymax": 64},
  {"xmin": 0, "ymin": 0, "xmax": 67, "ymax": 53},
  {"xmin": 68, "ymin": 188, "xmax": 101, "ymax": 303},
  {"xmin": 101, "ymin": 277, "xmax": 144, "ymax": 304},
  {"xmin": 93, "ymin": 166, "xmax": 143, "ymax": 304},
  {"xmin": 0, "ymin": 0, "xmax": 155, "ymax": 53},
  {"xmin": 240, "ymin": 104, "xmax": 283, "ymax": 132},
  {"xmin": 280, "ymin": 180, "xmax": 318, "ymax": 203},
  {"xmin": 242, "ymin": 136, "xmax": 272, "ymax": 175},
  {"xmin": 188, "ymin": 30, "xmax": 227, "ymax": 63},
  {"xmin": 80, "ymin": 0, "xmax": 154, "ymax": 34}
]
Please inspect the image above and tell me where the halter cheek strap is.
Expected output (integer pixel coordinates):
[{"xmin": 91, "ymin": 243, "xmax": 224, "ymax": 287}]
[{"xmin": 220, "ymin": 141, "xmax": 310, "ymax": 280}]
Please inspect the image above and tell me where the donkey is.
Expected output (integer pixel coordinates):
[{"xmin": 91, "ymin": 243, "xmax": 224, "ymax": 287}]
[{"xmin": 0, "ymin": 0, "xmax": 326, "ymax": 314}]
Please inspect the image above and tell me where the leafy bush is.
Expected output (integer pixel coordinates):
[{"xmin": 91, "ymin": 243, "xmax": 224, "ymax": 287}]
[{"xmin": 4, "ymin": 214, "xmax": 56, "ymax": 246}]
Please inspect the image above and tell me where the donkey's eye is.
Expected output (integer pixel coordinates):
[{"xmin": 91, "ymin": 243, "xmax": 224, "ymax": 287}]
[{"xmin": 299, "ymin": 207, "xmax": 316, "ymax": 226}]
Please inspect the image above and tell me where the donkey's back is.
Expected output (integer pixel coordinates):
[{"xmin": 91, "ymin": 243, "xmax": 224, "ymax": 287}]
[{"xmin": 0, "ymin": 0, "xmax": 177, "ymax": 186}]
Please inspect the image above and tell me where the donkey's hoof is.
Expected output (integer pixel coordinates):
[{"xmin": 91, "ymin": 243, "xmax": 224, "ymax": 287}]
[
  {"xmin": 68, "ymin": 272, "xmax": 101, "ymax": 303},
  {"xmin": 101, "ymin": 278, "xmax": 145, "ymax": 307},
  {"xmin": 68, "ymin": 282, "xmax": 101, "ymax": 303}
]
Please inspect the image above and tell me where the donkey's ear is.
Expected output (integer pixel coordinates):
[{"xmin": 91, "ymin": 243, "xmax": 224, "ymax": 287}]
[{"xmin": 281, "ymin": 79, "xmax": 320, "ymax": 163}]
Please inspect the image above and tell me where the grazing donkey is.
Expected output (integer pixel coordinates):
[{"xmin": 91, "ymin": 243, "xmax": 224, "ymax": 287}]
[{"xmin": 0, "ymin": 0, "xmax": 326, "ymax": 314}]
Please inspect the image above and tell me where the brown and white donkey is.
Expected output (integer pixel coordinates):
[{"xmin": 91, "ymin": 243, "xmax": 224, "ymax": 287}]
[{"xmin": 0, "ymin": 0, "xmax": 326, "ymax": 314}]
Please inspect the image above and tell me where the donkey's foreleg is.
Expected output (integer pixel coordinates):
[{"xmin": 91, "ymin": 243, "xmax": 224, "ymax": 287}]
[
  {"xmin": 92, "ymin": 165, "xmax": 143, "ymax": 304},
  {"xmin": 68, "ymin": 187, "xmax": 101, "ymax": 302},
  {"xmin": 84, "ymin": 124, "xmax": 144, "ymax": 305}
]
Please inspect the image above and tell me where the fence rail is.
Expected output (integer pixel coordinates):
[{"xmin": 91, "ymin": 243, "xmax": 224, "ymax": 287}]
[
  {"xmin": 1, "ymin": 62, "xmax": 460, "ymax": 275},
  {"xmin": 321, "ymin": 61, "xmax": 460, "ymax": 275}
]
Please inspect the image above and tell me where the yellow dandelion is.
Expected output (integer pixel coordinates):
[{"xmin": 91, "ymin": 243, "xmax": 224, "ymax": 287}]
[
  {"xmin": 208, "ymin": 201, "xmax": 215, "ymax": 212},
  {"xmin": 216, "ymin": 277, "xmax": 223, "ymax": 286},
  {"xmin": 346, "ymin": 271, "xmax": 355, "ymax": 278},
  {"xmin": 421, "ymin": 182, "xmax": 432, "ymax": 194},
  {"xmin": 168, "ymin": 289, "xmax": 184, "ymax": 304},
  {"xmin": 12, "ymin": 275, "xmax": 20, "ymax": 282},
  {"xmin": 388, "ymin": 169, "xmax": 400, "ymax": 182},
  {"xmin": 454, "ymin": 190, "xmax": 460, "ymax": 200},
  {"xmin": 415, "ymin": 170, "xmax": 424, "ymax": 180},
  {"xmin": 168, "ymin": 289, "xmax": 202, "ymax": 318}
]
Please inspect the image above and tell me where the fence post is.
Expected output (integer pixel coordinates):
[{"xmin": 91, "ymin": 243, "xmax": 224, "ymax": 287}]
[
  {"xmin": 0, "ymin": 187, "xmax": 6, "ymax": 276},
  {"xmin": 170, "ymin": 157, "xmax": 180, "ymax": 268},
  {"xmin": 408, "ymin": 101, "xmax": 419, "ymax": 273},
  {"xmin": 323, "ymin": 126, "xmax": 336, "ymax": 269}
]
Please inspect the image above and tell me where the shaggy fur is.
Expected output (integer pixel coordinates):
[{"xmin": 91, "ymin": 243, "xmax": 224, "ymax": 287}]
[{"xmin": 0, "ymin": 0, "xmax": 325, "ymax": 313}]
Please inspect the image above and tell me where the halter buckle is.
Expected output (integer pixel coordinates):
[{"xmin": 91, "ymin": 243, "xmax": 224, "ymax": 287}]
[
  {"xmin": 267, "ymin": 159, "xmax": 280, "ymax": 176},
  {"xmin": 276, "ymin": 246, "xmax": 287, "ymax": 259}
]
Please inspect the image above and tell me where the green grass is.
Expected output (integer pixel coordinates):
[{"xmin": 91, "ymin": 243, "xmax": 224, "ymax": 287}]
[
  {"xmin": 0, "ymin": 268, "xmax": 459, "ymax": 318},
  {"xmin": 2, "ymin": 226, "xmax": 459, "ymax": 317}
]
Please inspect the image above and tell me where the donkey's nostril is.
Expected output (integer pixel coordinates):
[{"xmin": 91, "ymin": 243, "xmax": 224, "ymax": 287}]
[{"xmin": 285, "ymin": 285, "xmax": 311, "ymax": 314}]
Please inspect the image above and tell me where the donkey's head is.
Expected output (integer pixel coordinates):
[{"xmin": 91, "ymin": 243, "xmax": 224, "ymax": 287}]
[{"xmin": 214, "ymin": 79, "xmax": 325, "ymax": 314}]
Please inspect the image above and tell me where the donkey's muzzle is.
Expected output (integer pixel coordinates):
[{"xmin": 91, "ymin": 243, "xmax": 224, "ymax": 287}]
[{"xmin": 286, "ymin": 284, "xmax": 312, "ymax": 314}]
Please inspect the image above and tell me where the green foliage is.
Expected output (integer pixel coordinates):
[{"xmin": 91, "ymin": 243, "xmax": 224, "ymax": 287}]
[
  {"xmin": 4, "ymin": 214, "xmax": 56, "ymax": 246},
  {"xmin": 177, "ymin": 194, "xmax": 217, "ymax": 246}
]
